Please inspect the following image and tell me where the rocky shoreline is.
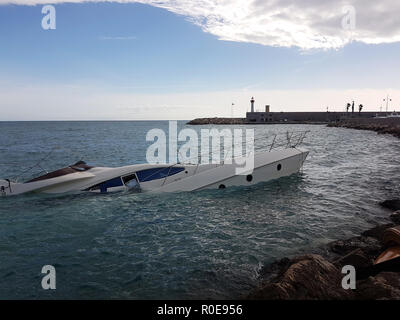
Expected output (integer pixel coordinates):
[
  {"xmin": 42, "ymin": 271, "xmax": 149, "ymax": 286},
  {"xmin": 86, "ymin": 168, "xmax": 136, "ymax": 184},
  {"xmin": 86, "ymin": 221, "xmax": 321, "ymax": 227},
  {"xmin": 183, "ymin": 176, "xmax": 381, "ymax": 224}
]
[
  {"xmin": 186, "ymin": 118, "xmax": 328, "ymax": 125},
  {"xmin": 246, "ymin": 200, "xmax": 400, "ymax": 300},
  {"xmin": 245, "ymin": 118, "xmax": 400, "ymax": 299},
  {"xmin": 187, "ymin": 118, "xmax": 246, "ymax": 125},
  {"xmin": 189, "ymin": 116, "xmax": 400, "ymax": 299},
  {"xmin": 327, "ymin": 117, "xmax": 400, "ymax": 138},
  {"xmin": 187, "ymin": 117, "xmax": 400, "ymax": 135}
]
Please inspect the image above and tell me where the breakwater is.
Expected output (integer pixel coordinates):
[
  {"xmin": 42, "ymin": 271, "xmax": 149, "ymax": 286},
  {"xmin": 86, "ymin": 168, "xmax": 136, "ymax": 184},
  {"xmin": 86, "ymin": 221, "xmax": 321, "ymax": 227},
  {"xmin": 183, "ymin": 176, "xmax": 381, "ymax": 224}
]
[
  {"xmin": 246, "ymin": 199, "xmax": 400, "ymax": 300},
  {"xmin": 327, "ymin": 117, "xmax": 400, "ymax": 138},
  {"xmin": 245, "ymin": 126, "xmax": 400, "ymax": 300},
  {"xmin": 187, "ymin": 114, "xmax": 391, "ymax": 126},
  {"xmin": 187, "ymin": 118, "xmax": 327, "ymax": 125},
  {"xmin": 187, "ymin": 118, "xmax": 246, "ymax": 125}
]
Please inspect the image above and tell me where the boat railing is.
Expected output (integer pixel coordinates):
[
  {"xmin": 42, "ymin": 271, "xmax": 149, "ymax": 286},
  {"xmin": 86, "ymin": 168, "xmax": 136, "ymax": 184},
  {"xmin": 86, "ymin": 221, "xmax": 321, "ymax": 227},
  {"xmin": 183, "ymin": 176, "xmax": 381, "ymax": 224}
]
[
  {"xmin": 157, "ymin": 130, "xmax": 309, "ymax": 185},
  {"xmin": 267, "ymin": 130, "xmax": 310, "ymax": 151},
  {"xmin": 176, "ymin": 130, "xmax": 309, "ymax": 167}
]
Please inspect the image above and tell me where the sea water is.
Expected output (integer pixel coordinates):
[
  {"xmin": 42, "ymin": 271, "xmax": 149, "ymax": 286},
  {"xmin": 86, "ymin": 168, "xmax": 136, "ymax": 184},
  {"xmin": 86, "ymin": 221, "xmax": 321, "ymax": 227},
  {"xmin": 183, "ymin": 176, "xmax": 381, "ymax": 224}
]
[{"xmin": 0, "ymin": 121, "xmax": 399, "ymax": 299}]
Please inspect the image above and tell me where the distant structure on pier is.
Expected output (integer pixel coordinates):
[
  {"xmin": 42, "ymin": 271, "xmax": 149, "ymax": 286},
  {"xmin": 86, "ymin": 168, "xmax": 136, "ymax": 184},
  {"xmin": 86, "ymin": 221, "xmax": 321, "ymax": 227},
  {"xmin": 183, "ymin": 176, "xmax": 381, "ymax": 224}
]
[
  {"xmin": 246, "ymin": 97, "xmax": 387, "ymax": 123},
  {"xmin": 250, "ymin": 97, "xmax": 255, "ymax": 113}
]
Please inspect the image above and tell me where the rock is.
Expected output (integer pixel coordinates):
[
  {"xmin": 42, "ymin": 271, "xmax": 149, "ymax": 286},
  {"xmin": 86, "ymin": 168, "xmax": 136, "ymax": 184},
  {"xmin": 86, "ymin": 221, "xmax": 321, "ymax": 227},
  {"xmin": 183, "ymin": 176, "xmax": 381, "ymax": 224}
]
[
  {"xmin": 357, "ymin": 272, "xmax": 400, "ymax": 300},
  {"xmin": 380, "ymin": 199, "xmax": 400, "ymax": 211},
  {"xmin": 327, "ymin": 118, "xmax": 400, "ymax": 139},
  {"xmin": 258, "ymin": 257, "xmax": 292, "ymax": 281},
  {"xmin": 362, "ymin": 223, "xmax": 395, "ymax": 242},
  {"xmin": 390, "ymin": 211, "xmax": 400, "ymax": 224},
  {"xmin": 333, "ymin": 248, "xmax": 372, "ymax": 269},
  {"xmin": 247, "ymin": 254, "xmax": 354, "ymax": 300},
  {"xmin": 329, "ymin": 235, "xmax": 382, "ymax": 258},
  {"xmin": 187, "ymin": 118, "xmax": 246, "ymax": 125},
  {"xmin": 247, "ymin": 223, "xmax": 400, "ymax": 300}
]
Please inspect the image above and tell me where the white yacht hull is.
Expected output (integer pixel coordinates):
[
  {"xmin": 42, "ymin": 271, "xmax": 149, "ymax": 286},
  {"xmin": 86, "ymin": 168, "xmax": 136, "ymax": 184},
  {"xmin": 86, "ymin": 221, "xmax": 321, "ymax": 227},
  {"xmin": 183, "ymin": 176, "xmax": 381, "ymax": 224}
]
[
  {"xmin": 151, "ymin": 148, "xmax": 308, "ymax": 192},
  {"xmin": 0, "ymin": 148, "xmax": 308, "ymax": 197}
]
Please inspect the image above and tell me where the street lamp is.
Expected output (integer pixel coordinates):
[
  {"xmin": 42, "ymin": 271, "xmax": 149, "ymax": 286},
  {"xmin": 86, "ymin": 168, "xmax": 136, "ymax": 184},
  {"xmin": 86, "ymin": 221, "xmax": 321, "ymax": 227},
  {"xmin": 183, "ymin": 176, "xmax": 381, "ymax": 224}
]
[{"xmin": 383, "ymin": 95, "xmax": 392, "ymax": 115}]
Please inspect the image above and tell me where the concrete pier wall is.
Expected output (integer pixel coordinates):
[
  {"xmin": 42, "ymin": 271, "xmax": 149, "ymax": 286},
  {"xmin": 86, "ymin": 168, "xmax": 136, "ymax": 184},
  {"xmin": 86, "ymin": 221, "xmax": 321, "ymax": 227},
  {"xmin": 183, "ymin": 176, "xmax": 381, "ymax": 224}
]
[{"xmin": 246, "ymin": 111, "xmax": 388, "ymax": 123}]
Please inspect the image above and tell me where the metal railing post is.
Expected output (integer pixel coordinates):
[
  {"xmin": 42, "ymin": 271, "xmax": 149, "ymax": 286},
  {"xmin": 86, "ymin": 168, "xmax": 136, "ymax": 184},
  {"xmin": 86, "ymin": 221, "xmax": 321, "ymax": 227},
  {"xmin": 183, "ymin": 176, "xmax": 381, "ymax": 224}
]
[{"xmin": 269, "ymin": 134, "xmax": 277, "ymax": 151}]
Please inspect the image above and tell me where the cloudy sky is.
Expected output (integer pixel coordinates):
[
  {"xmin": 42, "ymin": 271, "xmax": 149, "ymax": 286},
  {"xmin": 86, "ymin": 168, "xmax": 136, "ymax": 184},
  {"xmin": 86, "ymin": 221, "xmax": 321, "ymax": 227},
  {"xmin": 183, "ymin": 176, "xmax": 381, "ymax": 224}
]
[{"xmin": 0, "ymin": 0, "xmax": 399, "ymax": 120}]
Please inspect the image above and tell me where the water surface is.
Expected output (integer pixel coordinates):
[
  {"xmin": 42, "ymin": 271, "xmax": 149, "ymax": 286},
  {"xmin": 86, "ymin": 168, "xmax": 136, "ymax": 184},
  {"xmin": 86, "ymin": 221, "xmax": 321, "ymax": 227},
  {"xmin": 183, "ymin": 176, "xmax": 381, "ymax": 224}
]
[{"xmin": 0, "ymin": 121, "xmax": 399, "ymax": 299}]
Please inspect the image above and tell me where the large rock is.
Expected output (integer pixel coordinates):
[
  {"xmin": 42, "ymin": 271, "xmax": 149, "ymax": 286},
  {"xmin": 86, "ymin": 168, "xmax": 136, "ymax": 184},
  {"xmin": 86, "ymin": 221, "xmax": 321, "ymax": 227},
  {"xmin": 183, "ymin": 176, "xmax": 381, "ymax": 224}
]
[
  {"xmin": 390, "ymin": 211, "xmax": 400, "ymax": 224},
  {"xmin": 247, "ymin": 254, "xmax": 354, "ymax": 300},
  {"xmin": 328, "ymin": 118, "xmax": 400, "ymax": 138},
  {"xmin": 333, "ymin": 248, "xmax": 372, "ymax": 269},
  {"xmin": 258, "ymin": 257, "xmax": 292, "ymax": 282},
  {"xmin": 380, "ymin": 199, "xmax": 400, "ymax": 211},
  {"xmin": 362, "ymin": 223, "xmax": 395, "ymax": 241},
  {"xmin": 187, "ymin": 117, "xmax": 246, "ymax": 125},
  {"xmin": 357, "ymin": 272, "xmax": 400, "ymax": 299},
  {"xmin": 328, "ymin": 235, "xmax": 382, "ymax": 258}
]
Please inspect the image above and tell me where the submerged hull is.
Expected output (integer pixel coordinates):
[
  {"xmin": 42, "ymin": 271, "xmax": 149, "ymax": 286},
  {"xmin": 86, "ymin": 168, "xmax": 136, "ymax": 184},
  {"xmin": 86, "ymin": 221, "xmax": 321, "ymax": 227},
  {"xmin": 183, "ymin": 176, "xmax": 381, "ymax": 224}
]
[
  {"xmin": 200, "ymin": 148, "xmax": 307, "ymax": 190},
  {"xmin": 0, "ymin": 148, "xmax": 308, "ymax": 196},
  {"xmin": 151, "ymin": 148, "xmax": 308, "ymax": 192}
]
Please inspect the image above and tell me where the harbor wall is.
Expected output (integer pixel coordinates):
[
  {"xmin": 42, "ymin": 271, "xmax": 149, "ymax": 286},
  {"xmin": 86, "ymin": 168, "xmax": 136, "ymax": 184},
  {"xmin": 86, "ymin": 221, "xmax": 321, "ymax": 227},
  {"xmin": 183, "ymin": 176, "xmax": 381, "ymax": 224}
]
[{"xmin": 246, "ymin": 111, "xmax": 388, "ymax": 123}]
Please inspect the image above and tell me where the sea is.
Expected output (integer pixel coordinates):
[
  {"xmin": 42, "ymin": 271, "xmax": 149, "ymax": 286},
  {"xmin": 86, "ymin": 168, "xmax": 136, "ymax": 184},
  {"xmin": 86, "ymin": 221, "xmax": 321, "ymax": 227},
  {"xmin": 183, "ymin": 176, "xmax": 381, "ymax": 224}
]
[{"xmin": 0, "ymin": 121, "xmax": 399, "ymax": 299}]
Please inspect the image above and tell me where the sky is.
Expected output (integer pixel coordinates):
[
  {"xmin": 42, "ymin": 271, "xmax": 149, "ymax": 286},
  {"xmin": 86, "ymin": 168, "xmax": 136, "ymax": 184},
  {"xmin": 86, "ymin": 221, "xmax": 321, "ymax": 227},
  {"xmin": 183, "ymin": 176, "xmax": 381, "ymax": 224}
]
[{"xmin": 0, "ymin": 0, "xmax": 400, "ymax": 120}]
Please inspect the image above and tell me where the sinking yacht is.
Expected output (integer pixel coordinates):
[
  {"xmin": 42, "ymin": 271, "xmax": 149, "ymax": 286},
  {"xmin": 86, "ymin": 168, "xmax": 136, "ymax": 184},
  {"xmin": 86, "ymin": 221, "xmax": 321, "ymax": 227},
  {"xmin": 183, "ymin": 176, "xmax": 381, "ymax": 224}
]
[{"xmin": 0, "ymin": 132, "xmax": 309, "ymax": 197}]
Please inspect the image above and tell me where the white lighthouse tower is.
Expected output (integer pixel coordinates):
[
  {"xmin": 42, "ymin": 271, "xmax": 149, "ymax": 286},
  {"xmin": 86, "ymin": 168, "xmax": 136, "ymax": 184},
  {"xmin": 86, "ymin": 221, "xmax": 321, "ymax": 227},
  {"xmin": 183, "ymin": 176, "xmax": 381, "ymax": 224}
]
[{"xmin": 250, "ymin": 97, "xmax": 255, "ymax": 113}]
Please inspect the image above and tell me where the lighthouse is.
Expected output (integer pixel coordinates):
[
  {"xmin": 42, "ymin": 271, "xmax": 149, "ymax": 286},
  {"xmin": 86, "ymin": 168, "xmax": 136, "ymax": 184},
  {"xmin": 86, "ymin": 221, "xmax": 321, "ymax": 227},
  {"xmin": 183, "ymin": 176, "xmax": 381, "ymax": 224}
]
[{"xmin": 250, "ymin": 97, "xmax": 255, "ymax": 113}]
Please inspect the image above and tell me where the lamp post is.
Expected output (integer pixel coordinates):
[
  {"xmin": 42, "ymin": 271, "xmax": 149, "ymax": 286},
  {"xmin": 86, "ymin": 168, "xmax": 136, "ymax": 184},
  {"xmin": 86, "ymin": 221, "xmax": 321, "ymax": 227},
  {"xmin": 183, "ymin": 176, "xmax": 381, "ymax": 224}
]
[{"xmin": 383, "ymin": 95, "xmax": 392, "ymax": 115}]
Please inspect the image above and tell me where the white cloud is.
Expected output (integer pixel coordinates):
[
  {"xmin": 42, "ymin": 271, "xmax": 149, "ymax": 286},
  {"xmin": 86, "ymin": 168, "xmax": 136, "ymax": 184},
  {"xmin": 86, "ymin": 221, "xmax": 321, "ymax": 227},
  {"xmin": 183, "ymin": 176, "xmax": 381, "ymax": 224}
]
[{"xmin": 1, "ymin": 0, "xmax": 400, "ymax": 49}]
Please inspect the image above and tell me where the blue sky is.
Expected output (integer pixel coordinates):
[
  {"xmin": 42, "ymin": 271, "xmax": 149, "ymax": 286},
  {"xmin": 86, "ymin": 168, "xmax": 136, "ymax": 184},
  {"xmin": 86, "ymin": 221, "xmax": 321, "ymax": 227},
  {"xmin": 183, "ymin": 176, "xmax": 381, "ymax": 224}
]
[{"xmin": 0, "ymin": 1, "xmax": 400, "ymax": 120}]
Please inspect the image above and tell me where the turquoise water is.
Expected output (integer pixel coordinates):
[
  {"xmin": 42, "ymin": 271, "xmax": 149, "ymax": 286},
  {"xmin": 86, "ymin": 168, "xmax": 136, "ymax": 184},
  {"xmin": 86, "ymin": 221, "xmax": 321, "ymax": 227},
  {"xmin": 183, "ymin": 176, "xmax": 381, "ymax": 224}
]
[{"xmin": 0, "ymin": 121, "xmax": 399, "ymax": 299}]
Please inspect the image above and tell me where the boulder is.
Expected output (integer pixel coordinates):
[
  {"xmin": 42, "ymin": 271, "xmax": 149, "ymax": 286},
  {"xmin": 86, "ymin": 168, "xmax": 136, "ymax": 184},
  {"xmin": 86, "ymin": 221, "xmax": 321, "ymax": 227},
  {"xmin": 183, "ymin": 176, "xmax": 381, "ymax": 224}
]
[
  {"xmin": 362, "ymin": 223, "xmax": 395, "ymax": 242},
  {"xmin": 329, "ymin": 235, "xmax": 382, "ymax": 258},
  {"xmin": 380, "ymin": 199, "xmax": 400, "ymax": 211},
  {"xmin": 187, "ymin": 117, "xmax": 246, "ymax": 125},
  {"xmin": 333, "ymin": 248, "xmax": 372, "ymax": 269},
  {"xmin": 258, "ymin": 257, "xmax": 292, "ymax": 281},
  {"xmin": 390, "ymin": 211, "xmax": 400, "ymax": 224},
  {"xmin": 357, "ymin": 272, "xmax": 400, "ymax": 299},
  {"xmin": 247, "ymin": 254, "xmax": 354, "ymax": 300},
  {"xmin": 246, "ymin": 222, "xmax": 400, "ymax": 300}
]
